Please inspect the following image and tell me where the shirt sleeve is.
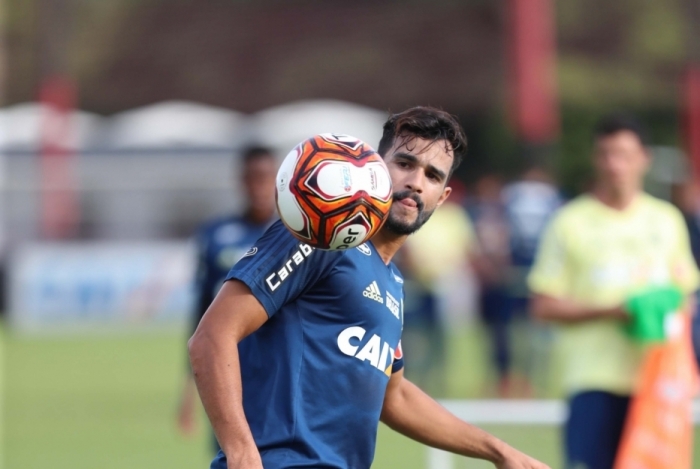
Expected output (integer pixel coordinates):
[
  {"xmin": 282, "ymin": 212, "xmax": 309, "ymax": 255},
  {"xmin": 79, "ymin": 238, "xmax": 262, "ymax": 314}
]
[
  {"xmin": 527, "ymin": 214, "xmax": 572, "ymax": 298},
  {"xmin": 225, "ymin": 220, "xmax": 340, "ymax": 317},
  {"xmin": 668, "ymin": 209, "xmax": 700, "ymax": 294},
  {"xmin": 391, "ymin": 340, "xmax": 404, "ymax": 374}
]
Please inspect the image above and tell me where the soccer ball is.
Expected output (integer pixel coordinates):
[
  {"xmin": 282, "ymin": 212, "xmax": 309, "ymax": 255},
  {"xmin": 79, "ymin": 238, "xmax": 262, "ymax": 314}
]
[{"xmin": 275, "ymin": 133, "xmax": 393, "ymax": 250}]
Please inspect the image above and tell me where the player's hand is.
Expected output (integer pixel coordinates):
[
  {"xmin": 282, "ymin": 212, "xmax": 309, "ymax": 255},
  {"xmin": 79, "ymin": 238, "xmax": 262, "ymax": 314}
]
[{"xmin": 494, "ymin": 446, "xmax": 550, "ymax": 469}]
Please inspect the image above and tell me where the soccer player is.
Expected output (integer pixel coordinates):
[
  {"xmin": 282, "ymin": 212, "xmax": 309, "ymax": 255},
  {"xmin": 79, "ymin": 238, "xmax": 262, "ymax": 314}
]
[
  {"xmin": 188, "ymin": 107, "xmax": 549, "ymax": 469},
  {"xmin": 528, "ymin": 115, "xmax": 699, "ymax": 469},
  {"xmin": 177, "ymin": 146, "xmax": 278, "ymax": 445}
]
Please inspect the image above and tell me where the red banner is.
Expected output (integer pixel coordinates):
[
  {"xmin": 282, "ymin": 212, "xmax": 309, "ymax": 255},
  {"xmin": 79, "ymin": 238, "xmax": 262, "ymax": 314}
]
[
  {"xmin": 683, "ymin": 66, "xmax": 700, "ymax": 183},
  {"xmin": 507, "ymin": 0, "xmax": 559, "ymax": 143},
  {"xmin": 39, "ymin": 75, "xmax": 79, "ymax": 239}
]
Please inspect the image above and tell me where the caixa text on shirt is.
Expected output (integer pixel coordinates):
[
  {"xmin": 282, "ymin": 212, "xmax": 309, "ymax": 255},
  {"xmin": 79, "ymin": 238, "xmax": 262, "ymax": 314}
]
[
  {"xmin": 337, "ymin": 326, "xmax": 396, "ymax": 374},
  {"xmin": 266, "ymin": 243, "xmax": 315, "ymax": 291}
]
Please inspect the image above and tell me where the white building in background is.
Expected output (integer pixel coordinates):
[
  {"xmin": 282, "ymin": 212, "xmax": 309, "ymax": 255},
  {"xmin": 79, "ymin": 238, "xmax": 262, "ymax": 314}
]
[
  {"xmin": 0, "ymin": 102, "xmax": 103, "ymax": 151},
  {"xmin": 98, "ymin": 100, "xmax": 247, "ymax": 150},
  {"xmin": 248, "ymin": 99, "xmax": 388, "ymax": 155},
  {"xmin": 3, "ymin": 98, "xmax": 389, "ymax": 243}
]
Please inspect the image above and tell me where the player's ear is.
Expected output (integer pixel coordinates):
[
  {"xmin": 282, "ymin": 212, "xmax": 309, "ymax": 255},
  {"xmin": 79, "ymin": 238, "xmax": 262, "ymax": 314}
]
[{"xmin": 436, "ymin": 186, "xmax": 452, "ymax": 208}]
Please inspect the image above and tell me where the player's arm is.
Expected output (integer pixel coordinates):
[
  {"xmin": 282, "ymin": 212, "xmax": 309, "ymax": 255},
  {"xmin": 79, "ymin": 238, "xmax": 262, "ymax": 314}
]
[
  {"xmin": 380, "ymin": 370, "xmax": 549, "ymax": 469},
  {"xmin": 177, "ymin": 230, "xmax": 216, "ymax": 435},
  {"xmin": 188, "ymin": 280, "xmax": 268, "ymax": 468},
  {"xmin": 530, "ymin": 294, "xmax": 628, "ymax": 323},
  {"xmin": 177, "ymin": 284, "xmax": 215, "ymax": 435}
]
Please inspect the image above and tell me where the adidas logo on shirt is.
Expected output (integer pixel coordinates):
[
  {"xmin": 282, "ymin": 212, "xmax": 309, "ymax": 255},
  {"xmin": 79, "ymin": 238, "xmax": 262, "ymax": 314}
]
[{"xmin": 362, "ymin": 281, "xmax": 383, "ymax": 304}]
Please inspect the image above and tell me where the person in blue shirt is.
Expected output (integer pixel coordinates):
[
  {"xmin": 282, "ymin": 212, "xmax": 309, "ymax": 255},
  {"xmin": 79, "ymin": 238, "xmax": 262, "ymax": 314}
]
[
  {"xmin": 501, "ymin": 167, "xmax": 562, "ymax": 395},
  {"xmin": 502, "ymin": 166, "xmax": 562, "ymax": 309},
  {"xmin": 188, "ymin": 107, "xmax": 549, "ymax": 469},
  {"xmin": 465, "ymin": 174, "xmax": 514, "ymax": 396},
  {"xmin": 177, "ymin": 146, "xmax": 278, "ymax": 444}
]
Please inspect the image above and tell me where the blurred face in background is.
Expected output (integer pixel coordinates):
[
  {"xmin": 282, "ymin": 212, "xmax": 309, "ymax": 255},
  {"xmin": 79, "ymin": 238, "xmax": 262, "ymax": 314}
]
[
  {"xmin": 242, "ymin": 155, "xmax": 277, "ymax": 219},
  {"xmin": 593, "ymin": 130, "xmax": 649, "ymax": 197},
  {"xmin": 473, "ymin": 175, "xmax": 503, "ymax": 202}
]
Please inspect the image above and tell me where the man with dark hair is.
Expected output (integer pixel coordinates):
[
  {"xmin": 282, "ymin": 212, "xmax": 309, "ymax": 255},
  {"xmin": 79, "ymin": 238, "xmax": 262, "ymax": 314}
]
[
  {"xmin": 529, "ymin": 114, "xmax": 698, "ymax": 469},
  {"xmin": 177, "ymin": 146, "xmax": 278, "ymax": 447},
  {"xmin": 189, "ymin": 106, "xmax": 549, "ymax": 469},
  {"xmin": 377, "ymin": 106, "xmax": 467, "ymax": 177},
  {"xmin": 593, "ymin": 114, "xmax": 649, "ymax": 145}
]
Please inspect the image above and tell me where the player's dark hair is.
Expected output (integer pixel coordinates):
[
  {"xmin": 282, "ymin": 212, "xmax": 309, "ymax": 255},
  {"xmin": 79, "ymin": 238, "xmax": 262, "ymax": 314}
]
[
  {"xmin": 377, "ymin": 106, "xmax": 467, "ymax": 179},
  {"xmin": 593, "ymin": 114, "xmax": 648, "ymax": 146},
  {"xmin": 241, "ymin": 145, "xmax": 275, "ymax": 165}
]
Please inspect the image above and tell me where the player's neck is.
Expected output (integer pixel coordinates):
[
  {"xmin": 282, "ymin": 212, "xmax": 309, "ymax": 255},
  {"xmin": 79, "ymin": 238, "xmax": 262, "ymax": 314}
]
[
  {"xmin": 369, "ymin": 229, "xmax": 407, "ymax": 265},
  {"xmin": 592, "ymin": 185, "xmax": 640, "ymax": 211}
]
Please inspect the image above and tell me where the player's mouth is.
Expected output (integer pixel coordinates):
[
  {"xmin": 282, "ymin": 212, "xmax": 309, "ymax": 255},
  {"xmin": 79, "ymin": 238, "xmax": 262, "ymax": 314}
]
[
  {"xmin": 399, "ymin": 199, "xmax": 417, "ymax": 209},
  {"xmin": 393, "ymin": 190, "xmax": 424, "ymax": 212}
]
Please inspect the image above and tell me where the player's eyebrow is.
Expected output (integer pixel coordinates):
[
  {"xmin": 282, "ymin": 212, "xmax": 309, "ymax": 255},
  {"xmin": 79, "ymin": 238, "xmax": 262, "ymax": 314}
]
[{"xmin": 393, "ymin": 152, "xmax": 448, "ymax": 182}]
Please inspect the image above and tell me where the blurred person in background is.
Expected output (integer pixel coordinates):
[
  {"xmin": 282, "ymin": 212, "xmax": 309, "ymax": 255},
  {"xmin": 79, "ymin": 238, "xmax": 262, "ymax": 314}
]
[
  {"xmin": 177, "ymin": 146, "xmax": 278, "ymax": 450},
  {"xmin": 465, "ymin": 174, "xmax": 515, "ymax": 397},
  {"xmin": 528, "ymin": 115, "xmax": 699, "ymax": 469},
  {"xmin": 501, "ymin": 166, "xmax": 562, "ymax": 395},
  {"xmin": 502, "ymin": 165, "xmax": 561, "ymax": 310},
  {"xmin": 401, "ymin": 187, "xmax": 477, "ymax": 395}
]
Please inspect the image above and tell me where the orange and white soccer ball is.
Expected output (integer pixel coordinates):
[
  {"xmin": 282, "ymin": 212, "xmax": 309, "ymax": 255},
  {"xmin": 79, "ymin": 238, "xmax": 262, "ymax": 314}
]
[{"xmin": 275, "ymin": 134, "xmax": 393, "ymax": 250}]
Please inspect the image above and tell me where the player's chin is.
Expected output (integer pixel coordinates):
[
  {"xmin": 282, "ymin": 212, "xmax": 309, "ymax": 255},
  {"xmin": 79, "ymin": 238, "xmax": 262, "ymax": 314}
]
[
  {"xmin": 392, "ymin": 210, "xmax": 419, "ymax": 226},
  {"xmin": 390, "ymin": 203, "xmax": 419, "ymax": 220},
  {"xmin": 383, "ymin": 212, "xmax": 420, "ymax": 236}
]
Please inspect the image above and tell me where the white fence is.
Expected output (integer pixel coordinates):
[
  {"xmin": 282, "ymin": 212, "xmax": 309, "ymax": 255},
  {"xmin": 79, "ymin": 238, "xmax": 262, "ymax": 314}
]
[{"xmin": 427, "ymin": 399, "xmax": 700, "ymax": 469}]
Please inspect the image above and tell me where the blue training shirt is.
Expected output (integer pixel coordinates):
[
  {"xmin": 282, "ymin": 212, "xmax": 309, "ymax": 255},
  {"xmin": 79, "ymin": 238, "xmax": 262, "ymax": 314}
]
[
  {"xmin": 211, "ymin": 220, "xmax": 405, "ymax": 469},
  {"xmin": 192, "ymin": 214, "xmax": 274, "ymax": 332}
]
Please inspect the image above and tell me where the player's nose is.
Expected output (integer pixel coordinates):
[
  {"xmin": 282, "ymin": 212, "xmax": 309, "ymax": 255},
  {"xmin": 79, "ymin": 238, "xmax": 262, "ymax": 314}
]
[{"xmin": 403, "ymin": 169, "xmax": 424, "ymax": 194}]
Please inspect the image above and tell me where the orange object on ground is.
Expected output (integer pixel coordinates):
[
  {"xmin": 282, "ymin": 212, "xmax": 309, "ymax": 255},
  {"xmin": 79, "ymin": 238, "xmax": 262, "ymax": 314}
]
[{"xmin": 614, "ymin": 314, "xmax": 699, "ymax": 469}]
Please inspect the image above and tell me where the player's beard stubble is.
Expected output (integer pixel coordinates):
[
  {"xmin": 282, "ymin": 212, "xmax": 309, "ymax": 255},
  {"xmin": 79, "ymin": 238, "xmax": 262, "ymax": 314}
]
[{"xmin": 383, "ymin": 189, "xmax": 434, "ymax": 235}]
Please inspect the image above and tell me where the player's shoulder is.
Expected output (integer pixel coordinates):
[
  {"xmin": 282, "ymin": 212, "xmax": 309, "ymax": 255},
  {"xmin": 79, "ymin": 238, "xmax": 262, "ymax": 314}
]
[
  {"xmin": 637, "ymin": 193, "xmax": 688, "ymax": 231},
  {"xmin": 535, "ymin": 194, "xmax": 610, "ymax": 242},
  {"xmin": 637, "ymin": 192, "xmax": 682, "ymax": 217},
  {"xmin": 557, "ymin": 193, "xmax": 593, "ymax": 213},
  {"xmin": 541, "ymin": 194, "xmax": 587, "ymax": 229},
  {"xmin": 249, "ymin": 220, "xmax": 345, "ymax": 263}
]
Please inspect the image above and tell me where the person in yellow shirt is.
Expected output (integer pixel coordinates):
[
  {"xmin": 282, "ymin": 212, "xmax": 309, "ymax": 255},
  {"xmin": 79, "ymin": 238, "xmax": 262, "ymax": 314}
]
[{"xmin": 528, "ymin": 115, "xmax": 699, "ymax": 469}]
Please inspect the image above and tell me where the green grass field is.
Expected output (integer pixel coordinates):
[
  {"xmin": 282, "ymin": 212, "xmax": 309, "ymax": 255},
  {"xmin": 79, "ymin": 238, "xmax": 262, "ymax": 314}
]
[{"xmin": 3, "ymin": 326, "xmax": 698, "ymax": 468}]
